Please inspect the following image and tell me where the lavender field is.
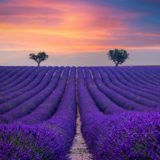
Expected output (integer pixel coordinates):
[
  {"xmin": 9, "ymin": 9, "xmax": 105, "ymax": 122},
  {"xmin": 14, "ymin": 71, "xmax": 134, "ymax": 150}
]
[{"xmin": 0, "ymin": 66, "xmax": 160, "ymax": 160}]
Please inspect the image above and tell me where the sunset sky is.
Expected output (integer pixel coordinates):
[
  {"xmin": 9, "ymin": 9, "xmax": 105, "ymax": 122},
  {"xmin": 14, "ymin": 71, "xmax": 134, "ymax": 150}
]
[{"xmin": 0, "ymin": 0, "xmax": 160, "ymax": 66}]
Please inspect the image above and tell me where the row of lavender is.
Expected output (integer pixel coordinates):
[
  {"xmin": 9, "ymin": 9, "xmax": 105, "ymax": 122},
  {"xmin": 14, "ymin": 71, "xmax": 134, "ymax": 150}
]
[
  {"xmin": 78, "ymin": 66, "xmax": 160, "ymax": 160},
  {"xmin": 0, "ymin": 66, "xmax": 160, "ymax": 159},
  {"xmin": 0, "ymin": 66, "xmax": 77, "ymax": 159}
]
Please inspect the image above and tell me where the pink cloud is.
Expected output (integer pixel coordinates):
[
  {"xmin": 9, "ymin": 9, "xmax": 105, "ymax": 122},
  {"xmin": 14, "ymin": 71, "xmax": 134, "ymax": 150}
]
[{"xmin": 0, "ymin": 0, "xmax": 159, "ymax": 54}]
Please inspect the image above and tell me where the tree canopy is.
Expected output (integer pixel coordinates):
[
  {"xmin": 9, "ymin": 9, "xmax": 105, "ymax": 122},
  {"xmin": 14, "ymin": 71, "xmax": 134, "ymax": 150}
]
[
  {"xmin": 108, "ymin": 49, "xmax": 129, "ymax": 67},
  {"xmin": 29, "ymin": 52, "xmax": 48, "ymax": 66}
]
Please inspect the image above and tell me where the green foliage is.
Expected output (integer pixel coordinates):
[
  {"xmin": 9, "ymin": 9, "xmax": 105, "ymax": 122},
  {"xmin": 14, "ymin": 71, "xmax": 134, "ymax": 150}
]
[
  {"xmin": 108, "ymin": 49, "xmax": 129, "ymax": 67},
  {"xmin": 29, "ymin": 52, "xmax": 48, "ymax": 66}
]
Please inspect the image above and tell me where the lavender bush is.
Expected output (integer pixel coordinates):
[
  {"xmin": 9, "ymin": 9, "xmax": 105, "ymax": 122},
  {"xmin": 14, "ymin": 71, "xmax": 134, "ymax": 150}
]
[{"xmin": 0, "ymin": 66, "xmax": 160, "ymax": 160}]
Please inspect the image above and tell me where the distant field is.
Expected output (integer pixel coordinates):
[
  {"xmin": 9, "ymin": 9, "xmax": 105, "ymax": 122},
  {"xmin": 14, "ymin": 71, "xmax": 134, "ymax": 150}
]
[{"xmin": 0, "ymin": 66, "xmax": 160, "ymax": 160}]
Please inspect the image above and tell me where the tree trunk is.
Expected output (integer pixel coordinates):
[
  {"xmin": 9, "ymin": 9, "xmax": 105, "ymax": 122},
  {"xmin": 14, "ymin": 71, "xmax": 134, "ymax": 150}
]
[
  {"xmin": 37, "ymin": 62, "xmax": 40, "ymax": 67},
  {"xmin": 115, "ymin": 63, "xmax": 119, "ymax": 67}
]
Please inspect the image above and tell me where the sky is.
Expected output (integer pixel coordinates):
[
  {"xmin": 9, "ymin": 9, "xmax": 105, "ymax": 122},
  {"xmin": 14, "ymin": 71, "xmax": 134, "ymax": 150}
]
[{"xmin": 0, "ymin": 0, "xmax": 160, "ymax": 66}]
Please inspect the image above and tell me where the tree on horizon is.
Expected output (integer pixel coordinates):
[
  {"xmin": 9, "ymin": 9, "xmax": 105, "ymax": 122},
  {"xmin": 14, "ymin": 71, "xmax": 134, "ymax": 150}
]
[
  {"xmin": 29, "ymin": 52, "xmax": 48, "ymax": 66},
  {"xmin": 108, "ymin": 49, "xmax": 129, "ymax": 67}
]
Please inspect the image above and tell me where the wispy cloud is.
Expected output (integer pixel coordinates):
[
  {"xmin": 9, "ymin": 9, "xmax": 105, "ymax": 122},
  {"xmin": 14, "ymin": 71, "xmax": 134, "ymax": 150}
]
[{"xmin": 0, "ymin": 0, "xmax": 160, "ymax": 65}]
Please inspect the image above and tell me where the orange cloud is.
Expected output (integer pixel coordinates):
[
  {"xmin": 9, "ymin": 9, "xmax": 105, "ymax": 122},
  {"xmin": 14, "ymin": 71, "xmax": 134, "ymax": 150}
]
[{"xmin": 0, "ymin": 0, "xmax": 159, "ymax": 55}]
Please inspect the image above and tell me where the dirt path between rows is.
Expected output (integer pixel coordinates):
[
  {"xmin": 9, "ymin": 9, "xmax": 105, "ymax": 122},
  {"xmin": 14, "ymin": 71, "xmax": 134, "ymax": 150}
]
[{"xmin": 69, "ymin": 112, "xmax": 93, "ymax": 160}]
